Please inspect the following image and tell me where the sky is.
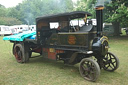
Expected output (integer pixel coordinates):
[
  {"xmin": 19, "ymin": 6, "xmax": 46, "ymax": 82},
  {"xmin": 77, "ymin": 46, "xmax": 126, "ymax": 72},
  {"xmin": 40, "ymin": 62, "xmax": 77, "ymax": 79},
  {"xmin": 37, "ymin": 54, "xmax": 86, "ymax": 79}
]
[
  {"xmin": 0, "ymin": 0, "xmax": 23, "ymax": 8},
  {"xmin": 0, "ymin": 0, "xmax": 77, "ymax": 8}
]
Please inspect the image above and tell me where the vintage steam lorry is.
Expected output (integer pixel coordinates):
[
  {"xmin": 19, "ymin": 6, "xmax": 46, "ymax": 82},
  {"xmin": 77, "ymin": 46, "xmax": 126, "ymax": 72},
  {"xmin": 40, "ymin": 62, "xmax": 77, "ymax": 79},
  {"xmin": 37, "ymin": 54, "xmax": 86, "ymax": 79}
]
[{"xmin": 4, "ymin": 5, "xmax": 119, "ymax": 81}]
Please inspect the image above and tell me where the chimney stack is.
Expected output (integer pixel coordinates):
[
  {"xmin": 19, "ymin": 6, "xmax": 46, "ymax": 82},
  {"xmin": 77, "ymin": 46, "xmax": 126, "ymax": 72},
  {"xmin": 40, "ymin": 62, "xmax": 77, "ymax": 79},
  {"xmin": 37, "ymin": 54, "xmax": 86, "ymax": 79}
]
[{"xmin": 95, "ymin": 5, "xmax": 104, "ymax": 37}]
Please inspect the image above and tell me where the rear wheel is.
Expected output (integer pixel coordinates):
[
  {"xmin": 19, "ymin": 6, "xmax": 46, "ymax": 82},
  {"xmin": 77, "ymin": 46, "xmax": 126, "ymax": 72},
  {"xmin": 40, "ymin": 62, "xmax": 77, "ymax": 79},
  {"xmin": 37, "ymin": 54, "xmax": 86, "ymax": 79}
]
[
  {"xmin": 79, "ymin": 58, "xmax": 100, "ymax": 82},
  {"xmin": 14, "ymin": 43, "xmax": 29, "ymax": 63}
]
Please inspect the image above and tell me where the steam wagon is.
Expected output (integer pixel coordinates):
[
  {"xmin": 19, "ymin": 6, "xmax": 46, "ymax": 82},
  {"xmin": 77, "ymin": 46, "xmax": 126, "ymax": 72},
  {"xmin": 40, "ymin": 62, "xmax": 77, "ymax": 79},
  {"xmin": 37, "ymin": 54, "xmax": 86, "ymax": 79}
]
[{"xmin": 3, "ymin": 5, "xmax": 119, "ymax": 81}]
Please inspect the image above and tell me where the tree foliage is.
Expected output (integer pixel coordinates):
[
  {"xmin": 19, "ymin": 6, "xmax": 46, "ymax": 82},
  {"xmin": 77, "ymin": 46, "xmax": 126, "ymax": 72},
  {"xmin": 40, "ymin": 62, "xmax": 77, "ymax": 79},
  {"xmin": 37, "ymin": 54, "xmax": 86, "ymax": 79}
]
[
  {"xmin": 0, "ymin": 0, "xmax": 128, "ymax": 36},
  {"xmin": 13, "ymin": 0, "xmax": 73, "ymax": 24},
  {"xmin": 0, "ymin": 4, "xmax": 22, "ymax": 25},
  {"xmin": 104, "ymin": 0, "xmax": 128, "ymax": 35},
  {"xmin": 75, "ymin": 0, "xmax": 128, "ymax": 36},
  {"xmin": 75, "ymin": 0, "xmax": 96, "ymax": 18},
  {"xmin": 0, "ymin": 0, "xmax": 73, "ymax": 25},
  {"xmin": 105, "ymin": 0, "xmax": 128, "ymax": 27},
  {"xmin": 0, "ymin": 5, "xmax": 7, "ymax": 17},
  {"xmin": 0, "ymin": 17, "xmax": 22, "ymax": 25}
]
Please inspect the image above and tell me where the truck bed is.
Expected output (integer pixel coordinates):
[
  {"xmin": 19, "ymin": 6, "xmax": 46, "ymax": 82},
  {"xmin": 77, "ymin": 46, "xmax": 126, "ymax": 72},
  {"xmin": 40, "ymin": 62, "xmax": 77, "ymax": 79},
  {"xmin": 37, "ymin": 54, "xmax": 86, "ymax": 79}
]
[{"xmin": 3, "ymin": 31, "xmax": 36, "ymax": 41}]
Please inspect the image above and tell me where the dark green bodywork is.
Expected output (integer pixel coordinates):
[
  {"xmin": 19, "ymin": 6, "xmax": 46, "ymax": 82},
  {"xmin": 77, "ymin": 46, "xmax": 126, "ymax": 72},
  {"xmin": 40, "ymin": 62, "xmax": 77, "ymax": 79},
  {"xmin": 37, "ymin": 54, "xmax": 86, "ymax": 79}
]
[
  {"xmin": 49, "ymin": 33, "xmax": 87, "ymax": 46},
  {"xmin": 45, "ymin": 32, "xmax": 96, "ymax": 51}
]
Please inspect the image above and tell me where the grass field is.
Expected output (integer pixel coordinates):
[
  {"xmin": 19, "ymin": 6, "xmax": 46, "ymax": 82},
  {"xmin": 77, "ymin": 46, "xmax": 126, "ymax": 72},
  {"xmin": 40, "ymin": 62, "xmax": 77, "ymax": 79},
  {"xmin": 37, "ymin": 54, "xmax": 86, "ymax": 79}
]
[{"xmin": 0, "ymin": 36, "xmax": 128, "ymax": 85}]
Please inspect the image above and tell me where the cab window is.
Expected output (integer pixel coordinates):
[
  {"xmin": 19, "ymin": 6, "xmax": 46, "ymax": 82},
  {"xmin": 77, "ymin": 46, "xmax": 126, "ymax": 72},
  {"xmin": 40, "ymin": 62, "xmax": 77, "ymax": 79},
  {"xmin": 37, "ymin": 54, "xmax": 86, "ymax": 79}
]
[{"xmin": 50, "ymin": 22, "xmax": 59, "ymax": 29}]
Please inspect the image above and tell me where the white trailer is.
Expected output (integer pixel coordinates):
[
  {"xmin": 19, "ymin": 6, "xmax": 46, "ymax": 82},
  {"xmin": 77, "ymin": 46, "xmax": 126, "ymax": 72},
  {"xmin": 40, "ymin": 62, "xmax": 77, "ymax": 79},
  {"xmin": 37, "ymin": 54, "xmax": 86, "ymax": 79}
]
[{"xmin": 0, "ymin": 26, "xmax": 12, "ymax": 36}]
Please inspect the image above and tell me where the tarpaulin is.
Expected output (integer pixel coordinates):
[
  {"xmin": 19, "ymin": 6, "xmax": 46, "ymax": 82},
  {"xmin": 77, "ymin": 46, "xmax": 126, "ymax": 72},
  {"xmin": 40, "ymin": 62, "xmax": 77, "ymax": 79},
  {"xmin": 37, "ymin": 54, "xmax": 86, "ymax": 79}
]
[{"xmin": 3, "ymin": 31, "xmax": 36, "ymax": 41}]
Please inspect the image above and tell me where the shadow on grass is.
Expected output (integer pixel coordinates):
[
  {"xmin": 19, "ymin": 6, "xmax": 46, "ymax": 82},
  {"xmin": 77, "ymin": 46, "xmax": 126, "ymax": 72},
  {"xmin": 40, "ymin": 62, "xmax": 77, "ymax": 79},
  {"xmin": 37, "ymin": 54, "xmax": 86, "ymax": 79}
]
[
  {"xmin": 29, "ymin": 55, "xmax": 79, "ymax": 71},
  {"xmin": 26, "ymin": 55, "xmax": 121, "ymax": 84}
]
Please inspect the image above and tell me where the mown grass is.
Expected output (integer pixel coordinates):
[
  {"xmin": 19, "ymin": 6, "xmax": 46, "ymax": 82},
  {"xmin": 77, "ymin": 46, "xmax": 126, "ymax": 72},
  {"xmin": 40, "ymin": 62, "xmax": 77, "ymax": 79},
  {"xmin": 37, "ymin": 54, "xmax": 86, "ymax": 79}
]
[{"xmin": 0, "ymin": 36, "xmax": 128, "ymax": 85}]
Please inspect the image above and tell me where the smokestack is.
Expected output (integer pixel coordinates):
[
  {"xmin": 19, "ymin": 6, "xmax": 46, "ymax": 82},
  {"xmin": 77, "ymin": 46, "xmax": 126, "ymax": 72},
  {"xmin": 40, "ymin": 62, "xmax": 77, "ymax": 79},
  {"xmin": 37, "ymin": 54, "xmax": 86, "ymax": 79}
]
[{"xmin": 95, "ymin": 5, "xmax": 104, "ymax": 37}]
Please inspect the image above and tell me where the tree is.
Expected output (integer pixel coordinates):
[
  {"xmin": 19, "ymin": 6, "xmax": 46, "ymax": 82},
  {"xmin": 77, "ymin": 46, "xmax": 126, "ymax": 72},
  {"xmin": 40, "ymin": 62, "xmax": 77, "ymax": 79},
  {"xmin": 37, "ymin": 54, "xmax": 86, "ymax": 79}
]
[
  {"xmin": 74, "ymin": 0, "xmax": 96, "ymax": 18},
  {"xmin": 7, "ymin": 7, "xmax": 20, "ymax": 19},
  {"xmin": 104, "ymin": 0, "xmax": 128, "ymax": 36},
  {"xmin": 11, "ymin": 0, "xmax": 74, "ymax": 25},
  {"xmin": 0, "ymin": 4, "xmax": 7, "ymax": 17},
  {"xmin": 75, "ymin": 0, "xmax": 128, "ymax": 36},
  {"xmin": 0, "ymin": 17, "xmax": 22, "ymax": 25},
  {"xmin": 0, "ymin": 4, "xmax": 22, "ymax": 25}
]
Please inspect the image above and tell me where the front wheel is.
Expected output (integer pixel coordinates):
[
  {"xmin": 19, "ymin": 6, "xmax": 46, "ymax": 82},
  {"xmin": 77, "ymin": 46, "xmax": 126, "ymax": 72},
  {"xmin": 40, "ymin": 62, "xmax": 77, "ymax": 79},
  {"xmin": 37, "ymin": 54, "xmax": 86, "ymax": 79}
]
[
  {"xmin": 79, "ymin": 58, "xmax": 100, "ymax": 82},
  {"xmin": 103, "ymin": 52, "xmax": 119, "ymax": 72}
]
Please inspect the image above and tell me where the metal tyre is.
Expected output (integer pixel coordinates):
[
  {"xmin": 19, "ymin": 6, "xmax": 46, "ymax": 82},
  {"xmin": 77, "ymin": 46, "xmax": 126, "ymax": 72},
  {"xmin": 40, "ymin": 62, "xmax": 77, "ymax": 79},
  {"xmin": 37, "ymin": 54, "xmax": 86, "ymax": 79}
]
[
  {"xmin": 14, "ymin": 44, "xmax": 29, "ymax": 63},
  {"xmin": 79, "ymin": 58, "xmax": 100, "ymax": 82},
  {"xmin": 103, "ymin": 52, "xmax": 119, "ymax": 72}
]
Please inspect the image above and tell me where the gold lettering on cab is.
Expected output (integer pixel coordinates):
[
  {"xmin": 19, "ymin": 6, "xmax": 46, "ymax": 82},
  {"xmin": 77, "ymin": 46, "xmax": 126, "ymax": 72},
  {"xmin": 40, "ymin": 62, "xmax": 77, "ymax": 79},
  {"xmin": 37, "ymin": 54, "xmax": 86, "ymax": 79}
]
[{"xmin": 68, "ymin": 35, "xmax": 76, "ymax": 45}]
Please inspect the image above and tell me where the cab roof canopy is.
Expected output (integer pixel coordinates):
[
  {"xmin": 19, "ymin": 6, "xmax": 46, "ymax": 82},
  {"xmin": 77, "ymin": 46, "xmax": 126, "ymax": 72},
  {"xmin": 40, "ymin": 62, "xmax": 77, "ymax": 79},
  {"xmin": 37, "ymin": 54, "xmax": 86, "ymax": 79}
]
[{"xmin": 36, "ymin": 11, "xmax": 92, "ymax": 22}]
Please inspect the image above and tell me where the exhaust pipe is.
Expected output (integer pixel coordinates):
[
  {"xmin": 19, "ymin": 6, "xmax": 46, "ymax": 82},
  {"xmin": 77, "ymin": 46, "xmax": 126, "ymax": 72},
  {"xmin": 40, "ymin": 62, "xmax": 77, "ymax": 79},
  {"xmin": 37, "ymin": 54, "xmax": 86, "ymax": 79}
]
[{"xmin": 95, "ymin": 5, "xmax": 104, "ymax": 37}]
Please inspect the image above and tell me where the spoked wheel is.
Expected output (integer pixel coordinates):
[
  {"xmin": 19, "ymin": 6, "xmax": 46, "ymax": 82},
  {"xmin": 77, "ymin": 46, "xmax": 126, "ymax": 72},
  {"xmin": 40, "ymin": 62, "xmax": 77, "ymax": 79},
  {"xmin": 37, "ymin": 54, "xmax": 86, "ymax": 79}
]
[
  {"xmin": 103, "ymin": 52, "xmax": 119, "ymax": 72},
  {"xmin": 14, "ymin": 43, "xmax": 29, "ymax": 63},
  {"xmin": 79, "ymin": 58, "xmax": 100, "ymax": 82}
]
